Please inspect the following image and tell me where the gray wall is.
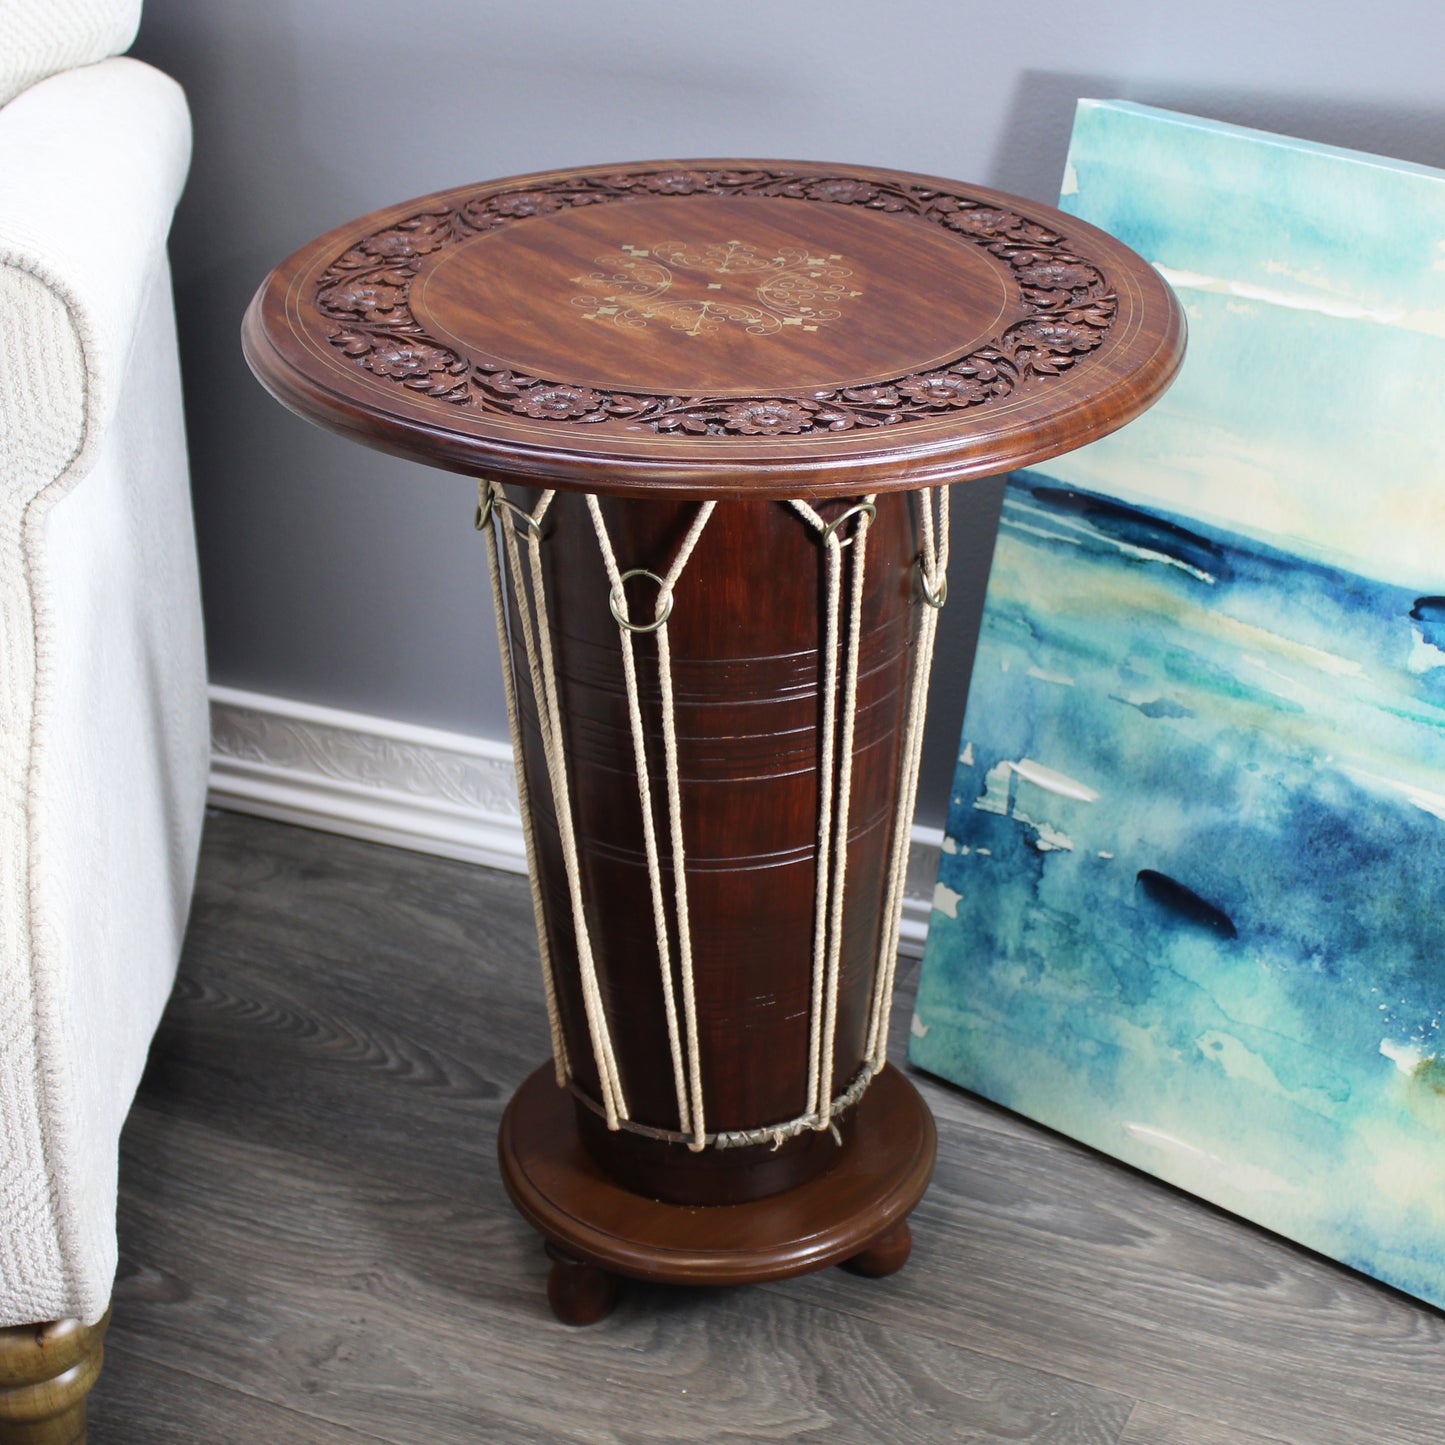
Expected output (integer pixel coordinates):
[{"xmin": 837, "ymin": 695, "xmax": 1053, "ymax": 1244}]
[{"xmin": 133, "ymin": 0, "xmax": 1445, "ymax": 828}]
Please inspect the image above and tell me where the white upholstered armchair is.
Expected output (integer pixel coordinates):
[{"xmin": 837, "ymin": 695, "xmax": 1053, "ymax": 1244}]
[{"xmin": 0, "ymin": 3, "xmax": 208, "ymax": 1438}]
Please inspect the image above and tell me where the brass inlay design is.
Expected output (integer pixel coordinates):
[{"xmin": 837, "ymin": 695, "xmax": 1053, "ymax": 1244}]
[{"xmin": 571, "ymin": 240, "xmax": 860, "ymax": 338}]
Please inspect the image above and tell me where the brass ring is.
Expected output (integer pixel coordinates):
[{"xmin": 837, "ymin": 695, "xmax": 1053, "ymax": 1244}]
[
  {"xmin": 609, "ymin": 568, "xmax": 674, "ymax": 634},
  {"xmin": 920, "ymin": 567, "xmax": 948, "ymax": 609},
  {"xmin": 475, "ymin": 481, "xmax": 543, "ymax": 540},
  {"xmin": 474, "ymin": 480, "xmax": 495, "ymax": 531},
  {"xmin": 820, "ymin": 501, "xmax": 877, "ymax": 546}
]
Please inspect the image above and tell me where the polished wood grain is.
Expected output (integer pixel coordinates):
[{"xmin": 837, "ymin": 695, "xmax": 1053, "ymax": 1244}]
[
  {"xmin": 94, "ymin": 813, "xmax": 1445, "ymax": 1443},
  {"xmin": 242, "ymin": 159, "xmax": 1185, "ymax": 497},
  {"xmin": 109, "ymin": 1114, "xmax": 1130, "ymax": 1444},
  {"xmin": 782, "ymin": 1084, "xmax": 1445, "ymax": 1445},
  {"xmin": 415, "ymin": 196, "xmax": 1006, "ymax": 397},
  {"xmin": 97, "ymin": 1343, "xmax": 373, "ymax": 1445},
  {"xmin": 1118, "ymin": 1401, "xmax": 1288, "ymax": 1445},
  {"xmin": 0, "ymin": 1311, "xmax": 108, "ymax": 1445}
]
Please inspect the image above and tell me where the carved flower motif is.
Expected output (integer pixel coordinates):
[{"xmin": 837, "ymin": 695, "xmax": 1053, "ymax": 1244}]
[
  {"xmin": 362, "ymin": 343, "xmax": 457, "ymax": 379},
  {"xmin": 897, "ymin": 372, "xmax": 988, "ymax": 407},
  {"xmin": 941, "ymin": 207, "xmax": 1012, "ymax": 235},
  {"xmin": 1012, "ymin": 221, "xmax": 1063, "ymax": 245},
  {"xmin": 706, "ymin": 170, "xmax": 766, "ymax": 187},
  {"xmin": 807, "ymin": 178, "xmax": 877, "ymax": 204},
  {"xmin": 319, "ymin": 279, "xmax": 406, "ymax": 319},
  {"xmin": 1013, "ymin": 321, "xmax": 1101, "ymax": 354},
  {"xmin": 460, "ymin": 199, "xmax": 510, "ymax": 230},
  {"xmin": 721, "ymin": 400, "xmax": 813, "ymax": 435},
  {"xmin": 360, "ymin": 216, "xmax": 449, "ymax": 259},
  {"xmin": 492, "ymin": 191, "xmax": 563, "ymax": 218},
  {"xmin": 361, "ymin": 232, "xmax": 426, "ymax": 259},
  {"xmin": 1015, "ymin": 262, "xmax": 1100, "ymax": 291},
  {"xmin": 642, "ymin": 170, "xmax": 707, "ymax": 194},
  {"xmin": 329, "ymin": 328, "xmax": 373, "ymax": 357},
  {"xmin": 840, "ymin": 385, "xmax": 901, "ymax": 405},
  {"xmin": 1063, "ymin": 302, "xmax": 1115, "ymax": 330},
  {"xmin": 512, "ymin": 384, "xmax": 604, "ymax": 419}
]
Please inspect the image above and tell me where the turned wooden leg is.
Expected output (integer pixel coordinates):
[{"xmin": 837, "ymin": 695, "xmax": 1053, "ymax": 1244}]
[
  {"xmin": 843, "ymin": 1218, "xmax": 914, "ymax": 1279},
  {"xmin": 545, "ymin": 1244, "xmax": 619, "ymax": 1326},
  {"xmin": 0, "ymin": 1309, "xmax": 110, "ymax": 1445}
]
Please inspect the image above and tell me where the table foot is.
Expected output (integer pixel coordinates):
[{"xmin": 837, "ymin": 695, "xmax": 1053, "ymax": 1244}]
[
  {"xmin": 843, "ymin": 1218, "xmax": 913, "ymax": 1278},
  {"xmin": 545, "ymin": 1245, "xmax": 619, "ymax": 1326}
]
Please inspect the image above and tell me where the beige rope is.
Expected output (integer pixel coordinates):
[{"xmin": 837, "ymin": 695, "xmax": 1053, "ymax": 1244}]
[
  {"xmin": 586, "ymin": 496, "xmax": 716, "ymax": 1149},
  {"xmin": 789, "ymin": 499, "xmax": 842, "ymax": 1119},
  {"xmin": 478, "ymin": 483, "xmax": 568, "ymax": 1085},
  {"xmin": 867, "ymin": 485, "xmax": 950, "ymax": 1068},
  {"xmin": 825, "ymin": 508, "xmax": 872, "ymax": 1113},
  {"xmin": 653, "ymin": 510, "xmax": 716, "ymax": 1150},
  {"xmin": 569, "ymin": 1060, "xmax": 876, "ymax": 1150},
  {"xmin": 787, "ymin": 497, "xmax": 876, "ymax": 1127},
  {"xmin": 494, "ymin": 487, "xmax": 628, "ymax": 1127}
]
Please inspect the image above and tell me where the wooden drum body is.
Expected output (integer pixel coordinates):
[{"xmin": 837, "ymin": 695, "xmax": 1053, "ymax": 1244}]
[
  {"xmin": 241, "ymin": 157, "xmax": 1185, "ymax": 1322},
  {"xmin": 510, "ymin": 489, "xmax": 926, "ymax": 1205}
]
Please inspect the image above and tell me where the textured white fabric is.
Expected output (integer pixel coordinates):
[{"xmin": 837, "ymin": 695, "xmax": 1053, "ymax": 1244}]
[
  {"xmin": 0, "ymin": 55, "xmax": 204, "ymax": 1328},
  {"xmin": 0, "ymin": 0, "xmax": 140, "ymax": 109}
]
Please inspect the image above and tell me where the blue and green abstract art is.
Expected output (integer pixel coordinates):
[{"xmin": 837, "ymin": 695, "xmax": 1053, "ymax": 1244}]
[{"xmin": 911, "ymin": 101, "xmax": 1445, "ymax": 1307}]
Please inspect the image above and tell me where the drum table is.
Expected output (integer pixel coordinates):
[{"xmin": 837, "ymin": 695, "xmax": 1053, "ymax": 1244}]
[{"xmin": 243, "ymin": 159, "xmax": 1184, "ymax": 1324}]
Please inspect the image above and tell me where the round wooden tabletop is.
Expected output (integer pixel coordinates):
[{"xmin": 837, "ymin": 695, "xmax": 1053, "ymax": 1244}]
[{"xmin": 242, "ymin": 158, "xmax": 1185, "ymax": 499}]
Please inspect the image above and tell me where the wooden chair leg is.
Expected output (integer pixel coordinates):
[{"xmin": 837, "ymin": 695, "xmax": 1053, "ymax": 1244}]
[{"xmin": 0, "ymin": 1309, "xmax": 110, "ymax": 1445}]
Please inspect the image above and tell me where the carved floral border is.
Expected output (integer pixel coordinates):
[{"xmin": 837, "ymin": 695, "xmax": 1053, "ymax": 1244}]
[{"xmin": 314, "ymin": 168, "xmax": 1119, "ymax": 439}]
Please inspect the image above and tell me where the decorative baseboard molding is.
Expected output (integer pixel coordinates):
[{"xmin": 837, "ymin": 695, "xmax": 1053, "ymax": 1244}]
[
  {"xmin": 208, "ymin": 686, "xmax": 527, "ymax": 873},
  {"xmin": 208, "ymin": 686, "xmax": 940, "ymax": 956}
]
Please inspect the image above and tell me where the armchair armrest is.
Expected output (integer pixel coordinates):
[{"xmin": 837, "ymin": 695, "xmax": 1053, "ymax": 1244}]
[{"xmin": 0, "ymin": 54, "xmax": 201, "ymax": 1332}]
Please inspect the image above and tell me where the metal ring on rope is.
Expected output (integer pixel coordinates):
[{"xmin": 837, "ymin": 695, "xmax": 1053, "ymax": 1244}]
[
  {"xmin": 920, "ymin": 567, "xmax": 948, "ymax": 608},
  {"xmin": 475, "ymin": 480, "xmax": 544, "ymax": 540},
  {"xmin": 609, "ymin": 568, "xmax": 675, "ymax": 634},
  {"xmin": 820, "ymin": 501, "xmax": 877, "ymax": 546}
]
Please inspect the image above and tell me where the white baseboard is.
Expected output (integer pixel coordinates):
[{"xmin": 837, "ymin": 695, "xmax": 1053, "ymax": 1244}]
[
  {"xmin": 207, "ymin": 686, "xmax": 528, "ymax": 873},
  {"xmin": 208, "ymin": 686, "xmax": 940, "ymax": 957}
]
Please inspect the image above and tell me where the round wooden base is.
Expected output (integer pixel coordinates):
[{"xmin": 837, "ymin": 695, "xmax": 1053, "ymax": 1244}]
[{"xmin": 498, "ymin": 1062, "xmax": 936, "ymax": 1324}]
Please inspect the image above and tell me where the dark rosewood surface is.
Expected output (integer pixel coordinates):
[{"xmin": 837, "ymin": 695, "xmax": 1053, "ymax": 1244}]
[{"xmin": 241, "ymin": 158, "xmax": 1185, "ymax": 497}]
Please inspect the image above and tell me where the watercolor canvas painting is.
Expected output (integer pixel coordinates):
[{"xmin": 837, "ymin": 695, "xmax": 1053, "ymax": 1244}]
[{"xmin": 910, "ymin": 101, "xmax": 1445, "ymax": 1308}]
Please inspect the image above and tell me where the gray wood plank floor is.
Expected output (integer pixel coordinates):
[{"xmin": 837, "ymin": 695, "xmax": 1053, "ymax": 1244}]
[{"xmin": 91, "ymin": 810, "xmax": 1444, "ymax": 1443}]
